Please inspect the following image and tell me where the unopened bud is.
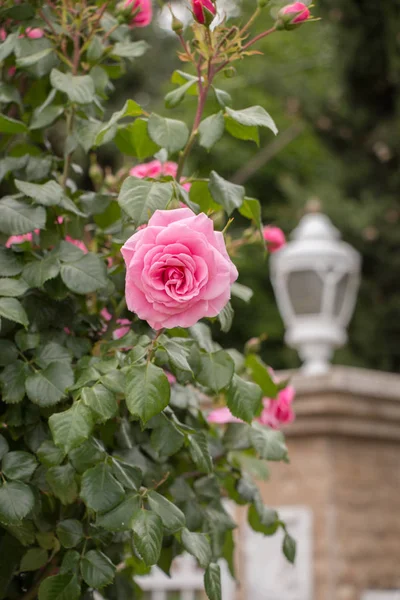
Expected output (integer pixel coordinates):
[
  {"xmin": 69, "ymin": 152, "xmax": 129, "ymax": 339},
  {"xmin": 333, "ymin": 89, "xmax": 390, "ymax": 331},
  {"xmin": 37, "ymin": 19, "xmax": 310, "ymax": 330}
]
[
  {"xmin": 276, "ymin": 2, "xmax": 311, "ymax": 30},
  {"xmin": 257, "ymin": 0, "xmax": 269, "ymax": 8},
  {"xmin": 224, "ymin": 66, "xmax": 236, "ymax": 78},
  {"xmin": 104, "ymin": 167, "xmax": 117, "ymax": 189},
  {"xmin": 171, "ymin": 13, "xmax": 184, "ymax": 34},
  {"xmin": 192, "ymin": 0, "xmax": 216, "ymax": 26},
  {"xmin": 89, "ymin": 155, "xmax": 103, "ymax": 187}
]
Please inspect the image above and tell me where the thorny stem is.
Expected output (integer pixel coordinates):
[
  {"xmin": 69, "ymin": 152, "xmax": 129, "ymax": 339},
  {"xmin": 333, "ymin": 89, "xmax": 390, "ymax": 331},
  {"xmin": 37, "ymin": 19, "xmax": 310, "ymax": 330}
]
[{"xmin": 242, "ymin": 25, "xmax": 276, "ymax": 51}]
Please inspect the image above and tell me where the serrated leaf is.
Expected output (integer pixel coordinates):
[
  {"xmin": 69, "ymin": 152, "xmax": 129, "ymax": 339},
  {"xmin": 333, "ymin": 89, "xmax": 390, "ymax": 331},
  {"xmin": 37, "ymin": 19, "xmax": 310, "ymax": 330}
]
[
  {"xmin": 95, "ymin": 99, "xmax": 143, "ymax": 146},
  {"xmin": 0, "ymin": 481, "xmax": 34, "ymax": 525},
  {"xmin": 283, "ymin": 532, "xmax": 296, "ymax": 563},
  {"xmin": 22, "ymin": 256, "xmax": 60, "ymax": 288},
  {"xmin": 81, "ymin": 383, "xmax": 118, "ymax": 423},
  {"xmin": 194, "ymin": 350, "xmax": 234, "ymax": 393},
  {"xmin": 126, "ymin": 362, "xmax": 170, "ymax": 425},
  {"xmin": 226, "ymin": 374, "xmax": 263, "ymax": 424},
  {"xmin": 115, "ymin": 118, "xmax": 160, "ymax": 159},
  {"xmin": 0, "ymin": 434, "xmax": 9, "ymax": 460},
  {"xmin": 80, "ymin": 550, "xmax": 116, "ymax": 589},
  {"xmin": 213, "ymin": 87, "xmax": 232, "ymax": 107},
  {"xmin": 68, "ymin": 439, "xmax": 105, "ymax": 473},
  {"xmin": 14, "ymin": 179, "xmax": 64, "ymax": 207},
  {"xmin": 112, "ymin": 40, "xmax": 149, "ymax": 58},
  {"xmin": 38, "ymin": 573, "xmax": 80, "ymax": 600},
  {"xmin": 0, "ymin": 197, "xmax": 46, "ymax": 235},
  {"xmin": 46, "ymin": 464, "xmax": 78, "ymax": 505},
  {"xmin": 30, "ymin": 105, "xmax": 64, "ymax": 130},
  {"xmin": 49, "ymin": 402, "xmax": 94, "ymax": 453},
  {"xmin": 60, "ymin": 550, "xmax": 80, "ymax": 575},
  {"xmin": 198, "ymin": 112, "xmax": 225, "ymax": 150},
  {"xmin": 249, "ymin": 422, "xmax": 288, "ymax": 461},
  {"xmin": 60, "ymin": 253, "xmax": 107, "ymax": 294},
  {"xmin": 150, "ymin": 417, "xmax": 184, "ymax": 456},
  {"xmin": 131, "ymin": 509, "xmax": 163, "ymax": 566},
  {"xmin": 0, "ymin": 277, "xmax": 29, "ymax": 297},
  {"xmin": 37, "ymin": 440, "xmax": 65, "ymax": 467},
  {"xmin": 245, "ymin": 354, "xmax": 278, "ymax": 397},
  {"xmin": 225, "ymin": 117, "xmax": 259, "ymax": 144},
  {"xmin": 2, "ymin": 451, "xmax": 37, "ymax": 482},
  {"xmin": 165, "ymin": 80, "xmax": 196, "ymax": 109},
  {"xmin": 208, "ymin": 171, "xmax": 245, "ymax": 216},
  {"xmin": 80, "ymin": 463, "xmax": 125, "ymax": 513},
  {"xmin": 161, "ymin": 336, "xmax": 193, "ymax": 373},
  {"xmin": 247, "ymin": 502, "xmax": 279, "ymax": 536},
  {"xmin": 0, "ymin": 361, "xmax": 29, "ymax": 404},
  {"xmin": 239, "ymin": 197, "xmax": 262, "ymax": 228},
  {"xmin": 0, "ymin": 31, "xmax": 18, "ymax": 62},
  {"xmin": 181, "ymin": 528, "xmax": 212, "ymax": 568},
  {"xmin": 0, "ymin": 297, "xmax": 28, "ymax": 327},
  {"xmin": 148, "ymin": 491, "xmax": 185, "ymax": 533},
  {"xmin": 118, "ymin": 177, "xmax": 173, "ymax": 225},
  {"xmin": 50, "ymin": 68, "xmax": 95, "ymax": 104},
  {"xmin": 225, "ymin": 106, "xmax": 278, "ymax": 135},
  {"xmin": 204, "ymin": 563, "xmax": 221, "ymax": 600},
  {"xmin": 217, "ymin": 301, "xmax": 234, "ymax": 333},
  {"xmin": 111, "ymin": 458, "xmax": 142, "ymax": 491},
  {"xmin": 188, "ymin": 433, "xmax": 212, "ymax": 474},
  {"xmin": 96, "ymin": 494, "xmax": 140, "ymax": 531},
  {"xmin": 0, "ymin": 247, "xmax": 23, "ymax": 276},
  {"xmin": 20, "ymin": 548, "xmax": 48, "ymax": 572},
  {"xmin": 56, "ymin": 520, "xmax": 84, "ymax": 548},
  {"xmin": 25, "ymin": 362, "xmax": 73, "ymax": 407},
  {"xmin": 148, "ymin": 113, "xmax": 189, "ymax": 154},
  {"xmin": 0, "ymin": 114, "xmax": 28, "ymax": 134},
  {"xmin": 36, "ymin": 342, "xmax": 72, "ymax": 368}
]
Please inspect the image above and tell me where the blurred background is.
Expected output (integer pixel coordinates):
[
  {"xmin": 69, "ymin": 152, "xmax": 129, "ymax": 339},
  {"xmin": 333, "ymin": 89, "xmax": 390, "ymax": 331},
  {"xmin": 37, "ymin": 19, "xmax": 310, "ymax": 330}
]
[{"xmin": 96, "ymin": 0, "xmax": 400, "ymax": 374}]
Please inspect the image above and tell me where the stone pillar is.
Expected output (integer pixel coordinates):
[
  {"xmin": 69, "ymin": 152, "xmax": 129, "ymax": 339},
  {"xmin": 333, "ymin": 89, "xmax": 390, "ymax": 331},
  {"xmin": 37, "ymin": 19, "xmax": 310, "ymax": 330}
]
[{"xmin": 239, "ymin": 366, "xmax": 400, "ymax": 600}]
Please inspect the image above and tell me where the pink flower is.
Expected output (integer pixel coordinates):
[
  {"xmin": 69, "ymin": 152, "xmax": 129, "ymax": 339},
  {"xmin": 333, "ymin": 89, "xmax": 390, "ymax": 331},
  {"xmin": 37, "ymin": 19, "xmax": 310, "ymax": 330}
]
[
  {"xmin": 165, "ymin": 372, "xmax": 177, "ymax": 385},
  {"xmin": 124, "ymin": 0, "xmax": 153, "ymax": 28},
  {"xmin": 5, "ymin": 233, "xmax": 34, "ymax": 247},
  {"xmin": 207, "ymin": 406, "xmax": 242, "ymax": 424},
  {"xmin": 0, "ymin": 29, "xmax": 6, "ymax": 42},
  {"xmin": 277, "ymin": 2, "xmax": 311, "ymax": 28},
  {"xmin": 100, "ymin": 308, "xmax": 131, "ymax": 340},
  {"xmin": 130, "ymin": 160, "xmax": 162, "ymax": 179},
  {"xmin": 24, "ymin": 28, "xmax": 44, "ymax": 39},
  {"xmin": 121, "ymin": 207, "xmax": 238, "ymax": 330},
  {"xmin": 262, "ymin": 225, "xmax": 286, "ymax": 253},
  {"xmin": 65, "ymin": 237, "xmax": 88, "ymax": 254},
  {"xmin": 192, "ymin": 0, "xmax": 216, "ymax": 25}
]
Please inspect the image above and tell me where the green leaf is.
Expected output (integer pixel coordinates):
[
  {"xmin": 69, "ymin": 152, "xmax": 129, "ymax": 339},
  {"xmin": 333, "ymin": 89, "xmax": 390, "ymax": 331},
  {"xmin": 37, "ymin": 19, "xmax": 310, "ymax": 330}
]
[
  {"xmin": 68, "ymin": 439, "xmax": 105, "ymax": 473},
  {"xmin": 25, "ymin": 362, "xmax": 74, "ymax": 407},
  {"xmin": 165, "ymin": 80, "xmax": 197, "ymax": 109},
  {"xmin": 49, "ymin": 402, "xmax": 94, "ymax": 453},
  {"xmin": 95, "ymin": 99, "xmax": 143, "ymax": 146},
  {"xmin": 217, "ymin": 301, "xmax": 234, "ymax": 333},
  {"xmin": 0, "ymin": 340, "xmax": 18, "ymax": 366},
  {"xmin": 56, "ymin": 520, "xmax": 84, "ymax": 549},
  {"xmin": 82, "ymin": 383, "xmax": 118, "ymax": 423},
  {"xmin": 115, "ymin": 118, "xmax": 159, "ymax": 159},
  {"xmin": 0, "ymin": 297, "xmax": 28, "ymax": 327},
  {"xmin": 37, "ymin": 440, "xmax": 65, "ymax": 467},
  {"xmin": 148, "ymin": 491, "xmax": 185, "ymax": 533},
  {"xmin": 46, "ymin": 464, "xmax": 78, "ymax": 505},
  {"xmin": 131, "ymin": 509, "xmax": 163, "ymax": 566},
  {"xmin": 96, "ymin": 494, "xmax": 140, "ymax": 531},
  {"xmin": 0, "ymin": 114, "xmax": 28, "ymax": 134},
  {"xmin": 0, "ymin": 434, "xmax": 9, "ymax": 460},
  {"xmin": 14, "ymin": 179, "xmax": 64, "ymax": 207},
  {"xmin": 204, "ymin": 563, "xmax": 222, "ymax": 600},
  {"xmin": 16, "ymin": 47, "xmax": 53, "ymax": 68},
  {"xmin": 247, "ymin": 503, "xmax": 279, "ymax": 535},
  {"xmin": 36, "ymin": 342, "xmax": 72, "ymax": 368},
  {"xmin": 50, "ymin": 68, "xmax": 95, "ymax": 104},
  {"xmin": 2, "ymin": 451, "xmax": 37, "ymax": 482},
  {"xmin": 226, "ymin": 375, "xmax": 263, "ymax": 424},
  {"xmin": 225, "ymin": 117, "xmax": 259, "ymax": 144},
  {"xmin": 80, "ymin": 463, "xmax": 125, "ymax": 513},
  {"xmin": 194, "ymin": 350, "xmax": 235, "ymax": 393},
  {"xmin": 188, "ymin": 433, "xmax": 213, "ymax": 474},
  {"xmin": 249, "ymin": 422, "xmax": 288, "ymax": 461},
  {"xmin": 245, "ymin": 354, "xmax": 278, "ymax": 397},
  {"xmin": 0, "ymin": 277, "xmax": 29, "ymax": 297},
  {"xmin": 188, "ymin": 181, "xmax": 220, "ymax": 214},
  {"xmin": 0, "ymin": 247, "xmax": 23, "ymax": 276},
  {"xmin": 30, "ymin": 105, "xmax": 64, "ymax": 130},
  {"xmin": 161, "ymin": 336, "xmax": 193, "ymax": 373},
  {"xmin": 0, "ymin": 83, "xmax": 22, "ymax": 107},
  {"xmin": 225, "ymin": 106, "xmax": 278, "ymax": 135},
  {"xmin": 38, "ymin": 573, "xmax": 80, "ymax": 600},
  {"xmin": 74, "ymin": 118, "xmax": 102, "ymax": 153},
  {"xmin": 150, "ymin": 418, "xmax": 184, "ymax": 457},
  {"xmin": 213, "ymin": 87, "xmax": 232, "ymax": 107},
  {"xmin": 231, "ymin": 282, "xmax": 253, "ymax": 303},
  {"xmin": 148, "ymin": 113, "xmax": 189, "ymax": 154},
  {"xmin": 239, "ymin": 197, "xmax": 262, "ymax": 228},
  {"xmin": 208, "ymin": 171, "xmax": 245, "ymax": 216},
  {"xmin": 181, "ymin": 528, "xmax": 212, "ymax": 568},
  {"xmin": 22, "ymin": 256, "xmax": 60, "ymax": 288},
  {"xmin": 198, "ymin": 112, "xmax": 225, "ymax": 150},
  {"xmin": 283, "ymin": 532, "xmax": 296, "ymax": 563},
  {"xmin": 0, "ymin": 361, "xmax": 29, "ymax": 404},
  {"xmin": 60, "ymin": 253, "xmax": 107, "ymax": 294},
  {"xmin": 0, "ymin": 31, "xmax": 18, "ymax": 62},
  {"xmin": 111, "ymin": 459, "xmax": 142, "ymax": 491},
  {"xmin": 112, "ymin": 40, "xmax": 149, "ymax": 58},
  {"xmin": 118, "ymin": 177, "xmax": 173, "ymax": 225},
  {"xmin": 126, "ymin": 362, "xmax": 170, "ymax": 425},
  {"xmin": 20, "ymin": 548, "xmax": 48, "ymax": 571},
  {"xmin": 0, "ymin": 481, "xmax": 34, "ymax": 525},
  {"xmin": 60, "ymin": 551, "xmax": 80, "ymax": 575},
  {"xmin": 0, "ymin": 197, "xmax": 46, "ymax": 235},
  {"xmin": 80, "ymin": 550, "xmax": 116, "ymax": 589}
]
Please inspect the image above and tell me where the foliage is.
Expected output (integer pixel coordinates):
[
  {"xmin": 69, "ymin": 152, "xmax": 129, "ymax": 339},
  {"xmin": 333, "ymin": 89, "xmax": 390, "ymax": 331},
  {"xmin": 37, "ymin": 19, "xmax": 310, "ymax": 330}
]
[{"xmin": 0, "ymin": 1, "xmax": 310, "ymax": 598}]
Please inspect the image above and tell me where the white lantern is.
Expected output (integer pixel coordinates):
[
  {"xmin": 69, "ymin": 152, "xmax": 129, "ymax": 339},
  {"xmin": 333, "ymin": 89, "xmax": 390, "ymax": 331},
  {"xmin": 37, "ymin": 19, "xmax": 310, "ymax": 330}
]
[{"xmin": 270, "ymin": 211, "xmax": 361, "ymax": 375}]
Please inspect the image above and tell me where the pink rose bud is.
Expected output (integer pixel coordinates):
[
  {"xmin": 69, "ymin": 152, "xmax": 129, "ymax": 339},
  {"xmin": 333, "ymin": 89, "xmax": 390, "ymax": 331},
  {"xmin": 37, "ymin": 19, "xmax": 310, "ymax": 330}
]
[
  {"xmin": 123, "ymin": 0, "xmax": 153, "ymax": 28},
  {"xmin": 192, "ymin": 0, "xmax": 216, "ymax": 26},
  {"xmin": 262, "ymin": 225, "xmax": 286, "ymax": 253},
  {"xmin": 121, "ymin": 208, "xmax": 238, "ymax": 330},
  {"xmin": 24, "ymin": 28, "xmax": 45, "ymax": 39},
  {"xmin": 258, "ymin": 386, "xmax": 295, "ymax": 429},
  {"xmin": 276, "ymin": 2, "xmax": 311, "ymax": 30}
]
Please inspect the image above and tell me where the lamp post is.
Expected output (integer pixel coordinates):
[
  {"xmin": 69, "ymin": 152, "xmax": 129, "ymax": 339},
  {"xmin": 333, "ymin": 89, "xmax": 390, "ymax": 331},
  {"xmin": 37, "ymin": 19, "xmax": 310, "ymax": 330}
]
[{"xmin": 270, "ymin": 209, "xmax": 361, "ymax": 375}]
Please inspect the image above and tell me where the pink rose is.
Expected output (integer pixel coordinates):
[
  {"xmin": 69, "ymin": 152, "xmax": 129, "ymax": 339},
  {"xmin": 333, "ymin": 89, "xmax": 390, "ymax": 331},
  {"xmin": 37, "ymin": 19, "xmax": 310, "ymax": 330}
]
[
  {"xmin": 208, "ymin": 406, "xmax": 241, "ymax": 424},
  {"xmin": 277, "ymin": 2, "xmax": 310, "ymax": 28},
  {"xmin": 0, "ymin": 29, "xmax": 6, "ymax": 42},
  {"xmin": 65, "ymin": 237, "xmax": 88, "ymax": 254},
  {"xmin": 129, "ymin": 160, "xmax": 191, "ymax": 190},
  {"xmin": 165, "ymin": 372, "xmax": 177, "ymax": 385},
  {"xmin": 101, "ymin": 308, "xmax": 131, "ymax": 340},
  {"xmin": 121, "ymin": 207, "xmax": 238, "ymax": 330},
  {"xmin": 124, "ymin": 0, "xmax": 152, "ymax": 27},
  {"xmin": 6, "ymin": 233, "xmax": 34, "ymax": 247},
  {"xmin": 262, "ymin": 225, "xmax": 286, "ymax": 253},
  {"xmin": 24, "ymin": 28, "xmax": 44, "ymax": 39},
  {"xmin": 192, "ymin": 0, "xmax": 216, "ymax": 25}
]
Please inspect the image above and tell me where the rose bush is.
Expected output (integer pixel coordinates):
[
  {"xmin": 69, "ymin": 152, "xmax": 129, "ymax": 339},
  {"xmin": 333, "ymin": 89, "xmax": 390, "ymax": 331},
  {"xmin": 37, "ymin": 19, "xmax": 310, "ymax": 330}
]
[{"xmin": 0, "ymin": 1, "xmax": 315, "ymax": 598}]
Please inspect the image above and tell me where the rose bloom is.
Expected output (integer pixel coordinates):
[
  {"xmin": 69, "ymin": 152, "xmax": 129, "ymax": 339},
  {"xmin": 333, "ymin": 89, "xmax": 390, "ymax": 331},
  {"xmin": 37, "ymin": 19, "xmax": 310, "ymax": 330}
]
[
  {"xmin": 279, "ymin": 2, "xmax": 310, "ymax": 24},
  {"xmin": 121, "ymin": 207, "xmax": 238, "ymax": 329},
  {"xmin": 262, "ymin": 225, "xmax": 286, "ymax": 253},
  {"xmin": 192, "ymin": 0, "xmax": 216, "ymax": 24},
  {"xmin": 24, "ymin": 28, "xmax": 44, "ymax": 39},
  {"xmin": 208, "ymin": 385, "xmax": 295, "ymax": 429},
  {"xmin": 124, "ymin": 0, "xmax": 152, "ymax": 27},
  {"xmin": 101, "ymin": 308, "xmax": 131, "ymax": 340},
  {"xmin": 129, "ymin": 160, "xmax": 191, "ymax": 191}
]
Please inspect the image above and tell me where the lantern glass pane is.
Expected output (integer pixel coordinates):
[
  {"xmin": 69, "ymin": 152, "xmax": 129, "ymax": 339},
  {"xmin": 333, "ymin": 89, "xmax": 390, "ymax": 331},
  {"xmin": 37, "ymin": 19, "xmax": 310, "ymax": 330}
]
[
  {"xmin": 287, "ymin": 270, "xmax": 323, "ymax": 315},
  {"xmin": 334, "ymin": 273, "xmax": 350, "ymax": 317}
]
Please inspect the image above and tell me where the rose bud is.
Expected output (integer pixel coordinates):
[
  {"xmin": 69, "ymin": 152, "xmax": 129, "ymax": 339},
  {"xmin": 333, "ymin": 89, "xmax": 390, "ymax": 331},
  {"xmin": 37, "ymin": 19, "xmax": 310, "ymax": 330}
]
[
  {"xmin": 192, "ymin": 0, "xmax": 216, "ymax": 26},
  {"xmin": 276, "ymin": 2, "xmax": 311, "ymax": 30},
  {"xmin": 262, "ymin": 225, "xmax": 286, "ymax": 253}
]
